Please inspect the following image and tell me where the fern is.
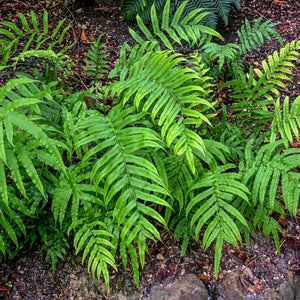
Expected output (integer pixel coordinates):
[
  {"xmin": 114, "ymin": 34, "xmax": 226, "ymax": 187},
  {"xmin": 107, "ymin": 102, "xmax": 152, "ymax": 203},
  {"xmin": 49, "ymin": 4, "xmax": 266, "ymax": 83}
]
[
  {"xmin": 0, "ymin": 10, "xmax": 71, "ymax": 64},
  {"xmin": 270, "ymin": 96, "xmax": 300, "ymax": 147},
  {"xmin": 109, "ymin": 50, "xmax": 213, "ymax": 173},
  {"xmin": 0, "ymin": 77, "xmax": 70, "ymax": 256},
  {"xmin": 128, "ymin": 0, "xmax": 223, "ymax": 51},
  {"xmin": 83, "ymin": 34, "xmax": 108, "ymax": 81},
  {"xmin": 186, "ymin": 164, "xmax": 249, "ymax": 277},
  {"xmin": 241, "ymin": 140, "xmax": 300, "ymax": 218},
  {"xmin": 224, "ymin": 40, "xmax": 300, "ymax": 124},
  {"xmin": 238, "ymin": 17, "xmax": 283, "ymax": 55},
  {"xmin": 73, "ymin": 104, "xmax": 171, "ymax": 287},
  {"xmin": 122, "ymin": 0, "xmax": 241, "ymax": 29}
]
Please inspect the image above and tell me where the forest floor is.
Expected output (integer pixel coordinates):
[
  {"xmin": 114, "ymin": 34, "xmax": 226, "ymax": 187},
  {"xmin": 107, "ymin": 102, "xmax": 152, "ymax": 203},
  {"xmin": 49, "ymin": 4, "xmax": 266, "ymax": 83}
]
[{"xmin": 0, "ymin": 0, "xmax": 299, "ymax": 299}]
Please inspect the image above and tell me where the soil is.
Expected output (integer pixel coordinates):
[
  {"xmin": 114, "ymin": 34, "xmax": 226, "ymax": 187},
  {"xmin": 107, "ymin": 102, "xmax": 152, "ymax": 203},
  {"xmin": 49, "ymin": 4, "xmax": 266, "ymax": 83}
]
[{"xmin": 0, "ymin": 0, "xmax": 299, "ymax": 299}]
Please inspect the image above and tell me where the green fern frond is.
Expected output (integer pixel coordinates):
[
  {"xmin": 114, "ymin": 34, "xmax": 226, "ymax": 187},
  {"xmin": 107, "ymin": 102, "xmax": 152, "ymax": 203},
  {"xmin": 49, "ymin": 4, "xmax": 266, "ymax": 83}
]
[
  {"xmin": 0, "ymin": 10, "xmax": 71, "ymax": 64},
  {"xmin": 74, "ymin": 219, "xmax": 116, "ymax": 291},
  {"xmin": 225, "ymin": 40, "xmax": 300, "ymax": 123},
  {"xmin": 129, "ymin": 0, "xmax": 223, "ymax": 51},
  {"xmin": 186, "ymin": 163, "xmax": 249, "ymax": 277},
  {"xmin": 74, "ymin": 104, "xmax": 172, "ymax": 285},
  {"xmin": 238, "ymin": 17, "xmax": 283, "ymax": 55},
  {"xmin": 110, "ymin": 50, "xmax": 214, "ymax": 172},
  {"xmin": 202, "ymin": 42, "xmax": 240, "ymax": 72},
  {"xmin": 270, "ymin": 96, "xmax": 300, "ymax": 147},
  {"xmin": 83, "ymin": 34, "xmax": 108, "ymax": 80},
  {"xmin": 242, "ymin": 140, "xmax": 300, "ymax": 217}
]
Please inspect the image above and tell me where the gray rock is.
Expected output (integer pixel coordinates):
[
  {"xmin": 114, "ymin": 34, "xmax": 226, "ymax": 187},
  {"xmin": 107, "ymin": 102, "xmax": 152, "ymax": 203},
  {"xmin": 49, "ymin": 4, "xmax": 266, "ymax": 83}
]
[
  {"xmin": 279, "ymin": 281, "xmax": 294, "ymax": 300},
  {"xmin": 261, "ymin": 288, "xmax": 282, "ymax": 300},
  {"xmin": 149, "ymin": 273, "xmax": 209, "ymax": 300},
  {"xmin": 217, "ymin": 272, "xmax": 245, "ymax": 300},
  {"xmin": 294, "ymin": 275, "xmax": 300, "ymax": 300}
]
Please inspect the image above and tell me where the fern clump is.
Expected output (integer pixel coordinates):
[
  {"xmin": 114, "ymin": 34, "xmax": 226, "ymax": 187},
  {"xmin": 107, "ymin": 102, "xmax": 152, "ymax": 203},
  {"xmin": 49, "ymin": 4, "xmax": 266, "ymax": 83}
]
[{"xmin": 0, "ymin": 3, "xmax": 299, "ymax": 293}]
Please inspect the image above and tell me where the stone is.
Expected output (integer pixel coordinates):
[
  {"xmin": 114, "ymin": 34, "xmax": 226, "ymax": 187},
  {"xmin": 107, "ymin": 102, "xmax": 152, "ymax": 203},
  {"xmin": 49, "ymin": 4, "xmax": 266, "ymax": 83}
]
[
  {"xmin": 294, "ymin": 275, "xmax": 300, "ymax": 300},
  {"xmin": 217, "ymin": 272, "xmax": 246, "ymax": 300},
  {"xmin": 149, "ymin": 273, "xmax": 209, "ymax": 300},
  {"xmin": 279, "ymin": 281, "xmax": 294, "ymax": 300}
]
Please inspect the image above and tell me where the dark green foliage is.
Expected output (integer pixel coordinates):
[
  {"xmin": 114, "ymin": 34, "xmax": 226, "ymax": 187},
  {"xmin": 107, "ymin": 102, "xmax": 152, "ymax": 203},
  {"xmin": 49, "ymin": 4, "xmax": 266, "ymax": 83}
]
[
  {"xmin": 122, "ymin": 0, "xmax": 241, "ymax": 29},
  {"xmin": 0, "ymin": 4, "xmax": 299, "ymax": 293}
]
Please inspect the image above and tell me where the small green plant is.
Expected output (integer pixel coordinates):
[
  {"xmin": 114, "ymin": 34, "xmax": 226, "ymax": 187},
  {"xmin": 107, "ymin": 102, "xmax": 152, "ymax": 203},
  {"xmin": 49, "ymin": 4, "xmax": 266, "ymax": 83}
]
[{"xmin": 0, "ymin": 3, "xmax": 299, "ymax": 293}]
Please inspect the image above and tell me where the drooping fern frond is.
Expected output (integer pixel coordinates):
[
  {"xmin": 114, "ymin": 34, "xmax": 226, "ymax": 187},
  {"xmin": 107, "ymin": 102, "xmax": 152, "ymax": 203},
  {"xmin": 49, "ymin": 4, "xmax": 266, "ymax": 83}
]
[
  {"xmin": 74, "ymin": 219, "xmax": 117, "ymax": 291},
  {"xmin": 129, "ymin": 0, "xmax": 223, "ymax": 51},
  {"xmin": 186, "ymin": 163, "xmax": 249, "ymax": 277},
  {"xmin": 238, "ymin": 17, "xmax": 283, "ymax": 55},
  {"xmin": 109, "ymin": 50, "xmax": 214, "ymax": 173},
  {"xmin": 83, "ymin": 34, "xmax": 108, "ymax": 80},
  {"xmin": 0, "ymin": 10, "xmax": 71, "ymax": 64},
  {"xmin": 0, "ymin": 77, "xmax": 72, "ymax": 256},
  {"xmin": 270, "ymin": 96, "xmax": 300, "ymax": 148},
  {"xmin": 241, "ymin": 140, "xmax": 300, "ymax": 218},
  {"xmin": 74, "ymin": 104, "xmax": 171, "ymax": 286}
]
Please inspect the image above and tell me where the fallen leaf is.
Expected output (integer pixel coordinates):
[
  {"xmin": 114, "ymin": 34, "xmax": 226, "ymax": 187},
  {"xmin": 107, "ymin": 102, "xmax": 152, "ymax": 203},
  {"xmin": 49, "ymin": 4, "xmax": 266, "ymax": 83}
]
[
  {"xmin": 0, "ymin": 283, "xmax": 10, "ymax": 292},
  {"xmin": 81, "ymin": 29, "xmax": 87, "ymax": 41}
]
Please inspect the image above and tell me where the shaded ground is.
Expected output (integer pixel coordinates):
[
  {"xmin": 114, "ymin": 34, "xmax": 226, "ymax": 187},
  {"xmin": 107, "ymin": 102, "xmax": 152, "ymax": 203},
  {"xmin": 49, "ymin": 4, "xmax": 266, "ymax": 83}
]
[{"xmin": 0, "ymin": 0, "xmax": 299, "ymax": 299}]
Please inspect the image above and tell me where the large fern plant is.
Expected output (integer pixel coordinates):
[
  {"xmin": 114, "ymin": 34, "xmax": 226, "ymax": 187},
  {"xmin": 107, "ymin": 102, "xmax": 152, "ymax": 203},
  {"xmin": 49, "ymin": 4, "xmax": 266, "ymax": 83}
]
[{"xmin": 1, "ymin": 2, "xmax": 299, "ymax": 293}]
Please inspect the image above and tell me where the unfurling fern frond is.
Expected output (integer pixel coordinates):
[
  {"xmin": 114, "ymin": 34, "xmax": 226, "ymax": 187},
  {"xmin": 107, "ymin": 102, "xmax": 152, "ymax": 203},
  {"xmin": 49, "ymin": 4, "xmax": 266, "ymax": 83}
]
[
  {"xmin": 0, "ymin": 10, "xmax": 71, "ymax": 64},
  {"xmin": 83, "ymin": 34, "xmax": 108, "ymax": 80},
  {"xmin": 241, "ymin": 140, "xmax": 300, "ymax": 218},
  {"xmin": 186, "ymin": 163, "xmax": 249, "ymax": 277},
  {"xmin": 109, "ymin": 50, "xmax": 213, "ymax": 173},
  {"xmin": 238, "ymin": 17, "xmax": 283, "ymax": 55},
  {"xmin": 129, "ymin": 0, "xmax": 223, "ymax": 51},
  {"xmin": 270, "ymin": 96, "xmax": 300, "ymax": 148}
]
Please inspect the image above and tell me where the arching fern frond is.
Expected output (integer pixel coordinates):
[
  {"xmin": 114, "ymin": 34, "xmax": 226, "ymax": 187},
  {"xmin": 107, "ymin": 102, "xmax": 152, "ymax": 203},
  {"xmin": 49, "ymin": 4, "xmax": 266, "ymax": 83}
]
[
  {"xmin": 224, "ymin": 40, "xmax": 300, "ymax": 123},
  {"xmin": 74, "ymin": 104, "xmax": 171, "ymax": 286},
  {"xmin": 109, "ymin": 50, "xmax": 214, "ymax": 173}
]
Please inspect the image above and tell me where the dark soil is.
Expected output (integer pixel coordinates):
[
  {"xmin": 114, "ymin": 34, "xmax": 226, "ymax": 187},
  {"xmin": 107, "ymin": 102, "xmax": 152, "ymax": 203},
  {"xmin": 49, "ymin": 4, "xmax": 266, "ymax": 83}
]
[{"xmin": 0, "ymin": 0, "xmax": 299, "ymax": 299}]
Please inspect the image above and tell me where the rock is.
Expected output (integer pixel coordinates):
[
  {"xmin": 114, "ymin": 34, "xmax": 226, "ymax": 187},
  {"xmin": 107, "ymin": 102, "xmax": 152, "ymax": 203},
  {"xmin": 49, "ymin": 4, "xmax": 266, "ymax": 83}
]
[
  {"xmin": 156, "ymin": 253, "xmax": 165, "ymax": 260},
  {"xmin": 217, "ymin": 272, "xmax": 245, "ymax": 300},
  {"xmin": 262, "ymin": 288, "xmax": 282, "ymax": 300},
  {"xmin": 149, "ymin": 273, "xmax": 209, "ymax": 300},
  {"xmin": 242, "ymin": 267, "xmax": 254, "ymax": 279},
  {"xmin": 279, "ymin": 281, "xmax": 294, "ymax": 300},
  {"xmin": 294, "ymin": 275, "xmax": 300, "ymax": 300}
]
